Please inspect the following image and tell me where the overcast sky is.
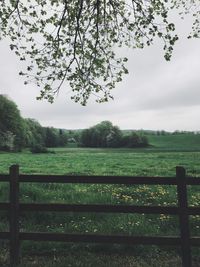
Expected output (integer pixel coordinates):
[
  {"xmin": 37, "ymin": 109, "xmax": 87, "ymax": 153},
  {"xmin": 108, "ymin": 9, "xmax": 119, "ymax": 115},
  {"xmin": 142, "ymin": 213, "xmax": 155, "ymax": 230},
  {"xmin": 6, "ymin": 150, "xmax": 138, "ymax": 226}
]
[{"xmin": 0, "ymin": 13, "xmax": 200, "ymax": 131}]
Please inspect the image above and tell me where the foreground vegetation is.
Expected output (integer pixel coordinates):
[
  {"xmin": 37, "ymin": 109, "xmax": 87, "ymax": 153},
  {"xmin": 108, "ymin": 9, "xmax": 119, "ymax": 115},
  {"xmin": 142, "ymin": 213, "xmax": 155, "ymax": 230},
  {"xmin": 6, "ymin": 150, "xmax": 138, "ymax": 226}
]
[
  {"xmin": 1, "ymin": 96, "xmax": 200, "ymax": 266},
  {"xmin": 0, "ymin": 147, "xmax": 199, "ymax": 266},
  {"xmin": 0, "ymin": 248, "xmax": 185, "ymax": 267}
]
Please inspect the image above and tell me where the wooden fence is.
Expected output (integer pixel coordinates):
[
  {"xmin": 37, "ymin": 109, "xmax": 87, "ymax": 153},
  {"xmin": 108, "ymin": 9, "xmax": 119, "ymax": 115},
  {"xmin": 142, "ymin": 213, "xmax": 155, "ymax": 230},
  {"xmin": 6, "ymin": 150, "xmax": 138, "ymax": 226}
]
[{"xmin": 0, "ymin": 165, "xmax": 199, "ymax": 267}]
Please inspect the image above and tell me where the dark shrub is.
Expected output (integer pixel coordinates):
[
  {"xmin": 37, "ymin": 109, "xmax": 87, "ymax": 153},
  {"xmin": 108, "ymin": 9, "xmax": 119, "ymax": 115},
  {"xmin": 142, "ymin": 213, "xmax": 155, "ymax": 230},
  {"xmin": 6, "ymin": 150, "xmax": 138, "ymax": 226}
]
[{"xmin": 30, "ymin": 144, "xmax": 48, "ymax": 153}]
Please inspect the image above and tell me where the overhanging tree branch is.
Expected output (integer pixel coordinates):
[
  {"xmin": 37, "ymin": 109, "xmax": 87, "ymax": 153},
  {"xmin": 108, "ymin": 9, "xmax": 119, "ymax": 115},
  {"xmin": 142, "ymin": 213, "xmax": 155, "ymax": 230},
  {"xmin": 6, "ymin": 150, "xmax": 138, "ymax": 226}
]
[{"xmin": 0, "ymin": 0, "xmax": 199, "ymax": 105}]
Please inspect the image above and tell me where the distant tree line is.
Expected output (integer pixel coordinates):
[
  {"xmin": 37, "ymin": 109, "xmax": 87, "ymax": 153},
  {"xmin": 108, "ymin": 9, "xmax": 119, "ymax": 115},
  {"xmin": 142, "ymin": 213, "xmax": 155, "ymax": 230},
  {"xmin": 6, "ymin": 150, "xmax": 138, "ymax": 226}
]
[
  {"xmin": 7, "ymin": 95, "xmax": 199, "ymax": 152},
  {"xmin": 0, "ymin": 95, "xmax": 68, "ymax": 152},
  {"xmin": 0, "ymin": 95, "xmax": 150, "ymax": 151},
  {"xmin": 80, "ymin": 121, "xmax": 149, "ymax": 148}
]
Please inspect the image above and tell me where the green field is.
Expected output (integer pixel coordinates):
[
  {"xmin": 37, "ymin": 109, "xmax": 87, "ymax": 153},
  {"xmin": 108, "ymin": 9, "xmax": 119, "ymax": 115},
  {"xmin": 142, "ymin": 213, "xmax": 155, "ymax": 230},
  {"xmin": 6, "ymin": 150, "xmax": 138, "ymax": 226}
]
[
  {"xmin": 1, "ymin": 147, "xmax": 200, "ymax": 176},
  {"xmin": 148, "ymin": 133, "xmax": 200, "ymax": 151},
  {"xmin": 0, "ymin": 135, "xmax": 200, "ymax": 266}
]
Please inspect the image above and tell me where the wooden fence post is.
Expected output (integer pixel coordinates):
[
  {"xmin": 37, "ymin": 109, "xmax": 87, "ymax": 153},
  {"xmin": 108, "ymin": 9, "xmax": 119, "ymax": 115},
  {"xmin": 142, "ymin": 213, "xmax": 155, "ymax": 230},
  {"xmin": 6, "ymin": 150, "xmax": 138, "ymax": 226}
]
[
  {"xmin": 176, "ymin": 166, "xmax": 192, "ymax": 267},
  {"xmin": 9, "ymin": 165, "xmax": 20, "ymax": 267}
]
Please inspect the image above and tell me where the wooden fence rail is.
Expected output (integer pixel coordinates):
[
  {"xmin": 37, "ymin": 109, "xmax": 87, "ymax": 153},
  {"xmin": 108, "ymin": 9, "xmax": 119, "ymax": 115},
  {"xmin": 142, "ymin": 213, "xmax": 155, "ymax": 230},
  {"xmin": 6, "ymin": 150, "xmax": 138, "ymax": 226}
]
[{"xmin": 0, "ymin": 165, "xmax": 199, "ymax": 267}]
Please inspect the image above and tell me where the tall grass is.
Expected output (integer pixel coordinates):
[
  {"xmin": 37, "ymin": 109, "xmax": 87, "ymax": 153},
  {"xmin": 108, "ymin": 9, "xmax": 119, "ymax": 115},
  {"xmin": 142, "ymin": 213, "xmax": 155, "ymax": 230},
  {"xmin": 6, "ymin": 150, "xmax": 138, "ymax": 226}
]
[{"xmin": 0, "ymin": 146, "xmax": 199, "ymax": 266}]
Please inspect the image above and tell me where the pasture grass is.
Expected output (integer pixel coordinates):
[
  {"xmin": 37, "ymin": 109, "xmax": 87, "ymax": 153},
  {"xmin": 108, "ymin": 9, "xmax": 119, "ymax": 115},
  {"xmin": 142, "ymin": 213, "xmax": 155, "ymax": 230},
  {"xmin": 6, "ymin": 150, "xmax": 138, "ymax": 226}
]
[
  {"xmin": 0, "ymin": 145, "xmax": 200, "ymax": 266},
  {"xmin": 148, "ymin": 133, "xmax": 200, "ymax": 151},
  {"xmin": 1, "ymin": 147, "xmax": 200, "ymax": 176},
  {"xmin": 0, "ymin": 247, "xmax": 185, "ymax": 267}
]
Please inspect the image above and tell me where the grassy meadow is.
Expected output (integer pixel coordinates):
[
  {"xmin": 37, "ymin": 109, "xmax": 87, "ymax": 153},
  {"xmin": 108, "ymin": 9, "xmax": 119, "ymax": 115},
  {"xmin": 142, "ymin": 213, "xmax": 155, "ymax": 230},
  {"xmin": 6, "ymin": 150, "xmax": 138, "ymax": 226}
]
[{"xmin": 0, "ymin": 134, "xmax": 200, "ymax": 266}]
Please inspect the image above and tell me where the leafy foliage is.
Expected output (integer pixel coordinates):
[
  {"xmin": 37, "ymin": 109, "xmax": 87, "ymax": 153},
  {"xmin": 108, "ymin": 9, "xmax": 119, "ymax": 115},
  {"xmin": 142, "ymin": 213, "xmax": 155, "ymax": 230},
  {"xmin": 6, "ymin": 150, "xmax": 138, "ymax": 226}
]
[
  {"xmin": 30, "ymin": 144, "xmax": 48, "ymax": 154},
  {"xmin": 24, "ymin": 118, "xmax": 46, "ymax": 148},
  {"xmin": 0, "ymin": 1, "xmax": 199, "ymax": 104},
  {"xmin": 0, "ymin": 96, "xmax": 68, "ymax": 151},
  {"xmin": 80, "ymin": 121, "xmax": 148, "ymax": 148},
  {"xmin": 0, "ymin": 94, "xmax": 25, "ymax": 150},
  {"xmin": 0, "ymin": 130, "xmax": 15, "ymax": 151},
  {"xmin": 22, "ymin": 120, "xmax": 69, "ymax": 150},
  {"xmin": 122, "ymin": 131, "xmax": 149, "ymax": 148}
]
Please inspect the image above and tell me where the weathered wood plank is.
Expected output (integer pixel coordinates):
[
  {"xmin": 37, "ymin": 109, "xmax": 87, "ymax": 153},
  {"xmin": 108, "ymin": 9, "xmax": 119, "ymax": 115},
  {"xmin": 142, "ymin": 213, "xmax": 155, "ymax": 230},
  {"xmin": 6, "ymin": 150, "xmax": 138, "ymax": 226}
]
[
  {"xmin": 19, "ymin": 174, "xmax": 177, "ymax": 185},
  {"xmin": 177, "ymin": 166, "xmax": 192, "ymax": 267},
  {"xmin": 9, "ymin": 165, "xmax": 20, "ymax": 266},
  {"xmin": 20, "ymin": 232, "xmax": 181, "ymax": 245},
  {"xmin": 19, "ymin": 203, "xmax": 179, "ymax": 214}
]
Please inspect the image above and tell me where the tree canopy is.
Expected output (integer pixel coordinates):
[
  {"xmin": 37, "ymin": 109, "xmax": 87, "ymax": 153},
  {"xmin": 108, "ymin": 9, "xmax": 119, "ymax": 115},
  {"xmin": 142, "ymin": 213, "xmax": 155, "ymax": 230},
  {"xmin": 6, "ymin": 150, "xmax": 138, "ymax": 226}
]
[
  {"xmin": 0, "ymin": 1, "xmax": 199, "ymax": 105},
  {"xmin": 0, "ymin": 95, "xmax": 69, "ymax": 151},
  {"xmin": 80, "ymin": 120, "xmax": 148, "ymax": 148},
  {"xmin": 0, "ymin": 94, "xmax": 25, "ymax": 150}
]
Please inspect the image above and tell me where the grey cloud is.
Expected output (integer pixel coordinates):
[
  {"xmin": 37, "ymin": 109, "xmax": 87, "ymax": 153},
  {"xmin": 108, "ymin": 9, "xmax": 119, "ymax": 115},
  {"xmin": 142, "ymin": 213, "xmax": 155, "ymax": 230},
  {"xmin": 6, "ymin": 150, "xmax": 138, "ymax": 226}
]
[{"xmin": 0, "ymin": 18, "xmax": 200, "ymax": 131}]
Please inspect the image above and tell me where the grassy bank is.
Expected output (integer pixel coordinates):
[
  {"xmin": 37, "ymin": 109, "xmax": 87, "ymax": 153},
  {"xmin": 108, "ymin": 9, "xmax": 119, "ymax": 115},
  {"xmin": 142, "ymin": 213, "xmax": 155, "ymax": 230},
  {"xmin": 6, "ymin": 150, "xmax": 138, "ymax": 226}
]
[{"xmin": 148, "ymin": 133, "xmax": 200, "ymax": 151}]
